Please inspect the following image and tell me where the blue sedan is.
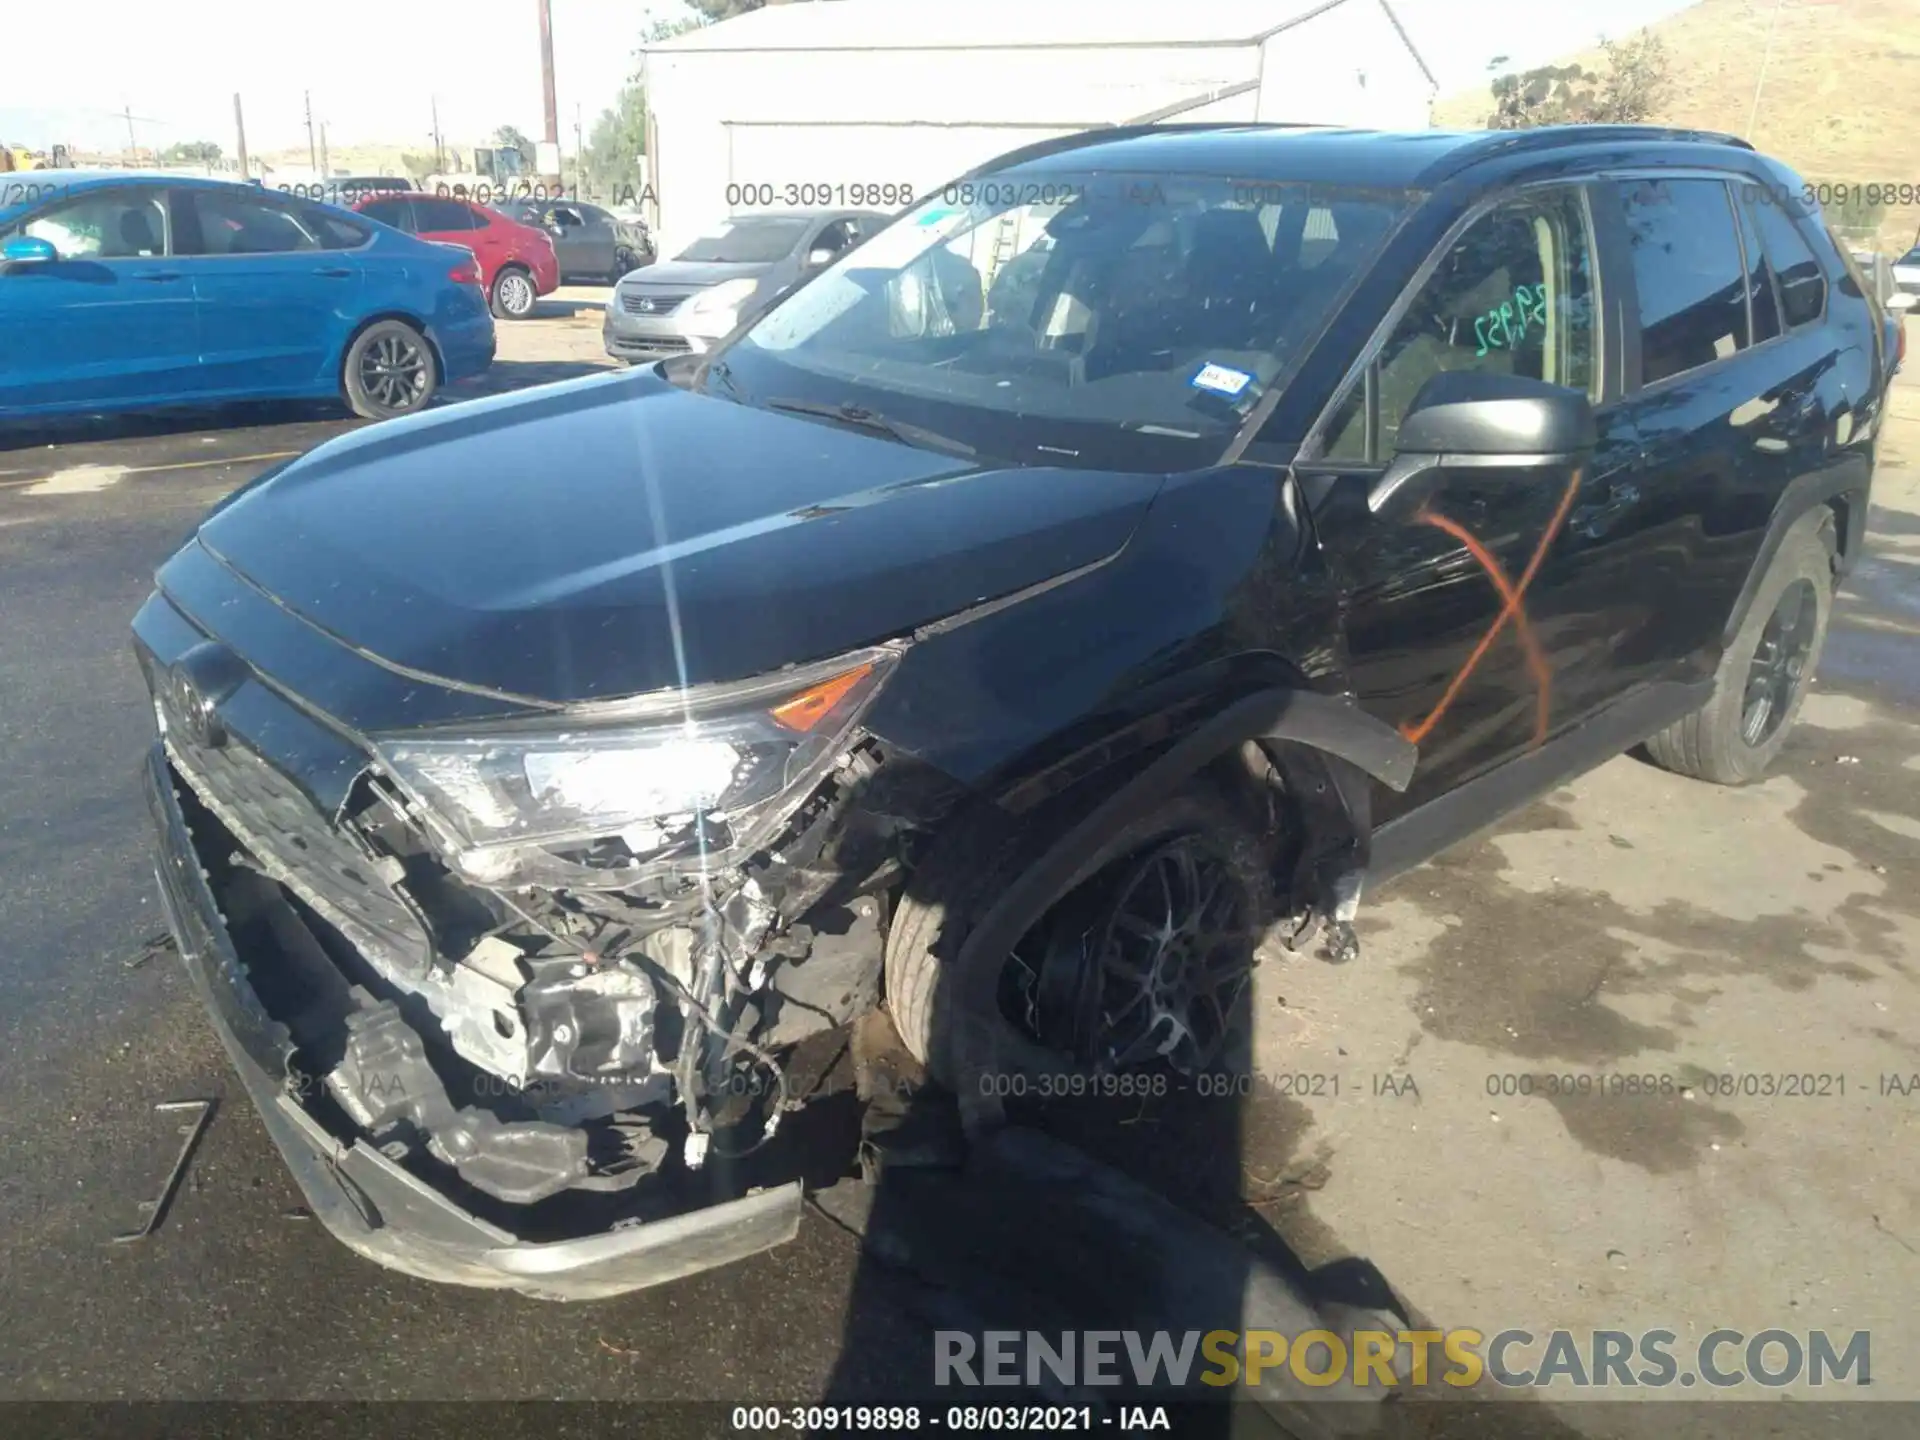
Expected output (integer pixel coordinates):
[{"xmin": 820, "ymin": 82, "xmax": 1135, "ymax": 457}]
[{"xmin": 0, "ymin": 172, "xmax": 495, "ymax": 421}]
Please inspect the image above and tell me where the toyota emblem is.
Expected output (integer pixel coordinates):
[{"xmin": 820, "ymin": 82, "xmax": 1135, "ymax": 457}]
[{"xmin": 163, "ymin": 641, "xmax": 248, "ymax": 750}]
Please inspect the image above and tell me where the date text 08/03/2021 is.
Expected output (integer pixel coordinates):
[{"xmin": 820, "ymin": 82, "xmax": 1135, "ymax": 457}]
[{"xmin": 730, "ymin": 1406, "xmax": 1170, "ymax": 1433}]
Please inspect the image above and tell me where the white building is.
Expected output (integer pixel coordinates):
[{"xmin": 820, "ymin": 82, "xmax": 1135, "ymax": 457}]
[{"xmin": 641, "ymin": 0, "xmax": 1438, "ymax": 256}]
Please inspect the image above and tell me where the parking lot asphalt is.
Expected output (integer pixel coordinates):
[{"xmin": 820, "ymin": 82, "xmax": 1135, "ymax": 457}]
[{"xmin": 1, "ymin": 303, "xmax": 1915, "ymax": 1426}]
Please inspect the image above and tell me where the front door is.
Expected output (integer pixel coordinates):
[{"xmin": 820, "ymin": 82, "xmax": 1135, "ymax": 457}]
[
  {"xmin": 1300, "ymin": 183, "xmax": 1636, "ymax": 820},
  {"xmin": 0, "ymin": 185, "xmax": 203, "ymax": 410}
]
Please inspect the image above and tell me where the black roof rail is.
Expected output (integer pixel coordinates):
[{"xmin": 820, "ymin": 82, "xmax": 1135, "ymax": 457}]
[
  {"xmin": 1418, "ymin": 123, "xmax": 1757, "ymax": 186},
  {"xmin": 944, "ymin": 121, "xmax": 1347, "ymax": 184},
  {"xmin": 1453, "ymin": 123, "xmax": 1755, "ymax": 157}
]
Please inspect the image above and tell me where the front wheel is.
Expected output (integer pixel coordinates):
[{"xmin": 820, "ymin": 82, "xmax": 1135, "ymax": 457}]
[
  {"xmin": 489, "ymin": 265, "xmax": 538, "ymax": 320},
  {"xmin": 341, "ymin": 320, "xmax": 436, "ymax": 420},
  {"xmin": 885, "ymin": 784, "xmax": 1273, "ymax": 1087},
  {"xmin": 609, "ymin": 247, "xmax": 640, "ymax": 284},
  {"xmin": 1644, "ymin": 517, "xmax": 1834, "ymax": 785}
]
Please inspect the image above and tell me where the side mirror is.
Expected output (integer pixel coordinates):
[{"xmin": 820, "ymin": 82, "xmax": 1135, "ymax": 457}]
[
  {"xmin": 1368, "ymin": 371, "xmax": 1596, "ymax": 520},
  {"xmin": 1888, "ymin": 292, "xmax": 1916, "ymax": 313},
  {"xmin": 2, "ymin": 235, "xmax": 57, "ymax": 266},
  {"xmin": 806, "ymin": 246, "xmax": 836, "ymax": 268}
]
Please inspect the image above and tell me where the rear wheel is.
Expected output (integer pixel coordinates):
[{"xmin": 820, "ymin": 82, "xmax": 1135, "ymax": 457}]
[
  {"xmin": 1644, "ymin": 518, "xmax": 1834, "ymax": 785},
  {"xmin": 489, "ymin": 265, "xmax": 538, "ymax": 320},
  {"xmin": 885, "ymin": 783, "xmax": 1273, "ymax": 1086},
  {"xmin": 341, "ymin": 320, "xmax": 435, "ymax": 420}
]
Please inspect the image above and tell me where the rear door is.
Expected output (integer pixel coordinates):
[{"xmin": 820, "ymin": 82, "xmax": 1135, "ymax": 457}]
[
  {"xmin": 0, "ymin": 184, "xmax": 204, "ymax": 410},
  {"xmin": 577, "ymin": 204, "xmax": 625, "ymax": 272},
  {"xmin": 1581, "ymin": 174, "xmax": 1846, "ymax": 695},
  {"xmin": 544, "ymin": 204, "xmax": 609, "ymax": 278},
  {"xmin": 410, "ymin": 196, "xmax": 495, "ymax": 277},
  {"xmin": 171, "ymin": 188, "xmax": 368, "ymax": 395}
]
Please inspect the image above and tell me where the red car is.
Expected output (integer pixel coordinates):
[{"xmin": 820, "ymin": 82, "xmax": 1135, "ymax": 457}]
[{"xmin": 353, "ymin": 192, "xmax": 559, "ymax": 320}]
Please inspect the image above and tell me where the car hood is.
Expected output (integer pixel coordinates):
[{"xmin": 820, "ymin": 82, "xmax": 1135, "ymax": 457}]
[
  {"xmin": 623, "ymin": 259, "xmax": 768, "ymax": 289},
  {"xmin": 194, "ymin": 369, "xmax": 1166, "ymax": 706}
]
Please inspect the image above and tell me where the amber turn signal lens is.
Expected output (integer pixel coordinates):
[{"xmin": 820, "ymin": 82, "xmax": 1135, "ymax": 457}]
[{"xmin": 769, "ymin": 662, "xmax": 876, "ymax": 733}]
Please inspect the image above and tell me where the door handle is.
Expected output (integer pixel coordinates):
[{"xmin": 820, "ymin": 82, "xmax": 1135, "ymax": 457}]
[
  {"xmin": 134, "ymin": 271, "xmax": 183, "ymax": 282},
  {"xmin": 312, "ymin": 267, "xmax": 353, "ymax": 278},
  {"xmin": 1570, "ymin": 480, "xmax": 1641, "ymax": 540}
]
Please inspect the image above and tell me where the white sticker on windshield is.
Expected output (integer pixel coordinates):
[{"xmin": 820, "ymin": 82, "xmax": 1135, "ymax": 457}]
[
  {"xmin": 844, "ymin": 205, "xmax": 971, "ymax": 271},
  {"xmin": 1191, "ymin": 362, "xmax": 1254, "ymax": 398}
]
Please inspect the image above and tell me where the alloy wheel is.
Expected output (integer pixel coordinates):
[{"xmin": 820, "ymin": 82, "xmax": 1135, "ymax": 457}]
[
  {"xmin": 357, "ymin": 332, "xmax": 428, "ymax": 413},
  {"xmin": 1741, "ymin": 577, "xmax": 1818, "ymax": 746},
  {"xmin": 498, "ymin": 272, "xmax": 535, "ymax": 316},
  {"xmin": 1026, "ymin": 834, "xmax": 1257, "ymax": 1075}
]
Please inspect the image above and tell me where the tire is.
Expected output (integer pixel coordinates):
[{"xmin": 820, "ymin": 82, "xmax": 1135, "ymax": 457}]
[
  {"xmin": 885, "ymin": 781, "xmax": 1272, "ymax": 1083},
  {"xmin": 341, "ymin": 320, "xmax": 436, "ymax": 420},
  {"xmin": 489, "ymin": 265, "xmax": 538, "ymax": 320},
  {"xmin": 1643, "ymin": 516, "xmax": 1834, "ymax": 785},
  {"xmin": 609, "ymin": 247, "xmax": 638, "ymax": 284}
]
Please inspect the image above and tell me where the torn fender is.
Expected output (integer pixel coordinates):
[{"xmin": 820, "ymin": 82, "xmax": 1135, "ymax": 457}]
[{"xmin": 941, "ymin": 687, "xmax": 1414, "ymax": 1127}]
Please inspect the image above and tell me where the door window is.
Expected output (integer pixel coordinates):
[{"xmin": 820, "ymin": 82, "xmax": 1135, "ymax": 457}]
[
  {"xmin": 359, "ymin": 196, "xmax": 415, "ymax": 232},
  {"xmin": 1747, "ymin": 190, "xmax": 1828, "ymax": 329},
  {"xmin": 1617, "ymin": 178, "xmax": 1750, "ymax": 385},
  {"xmin": 298, "ymin": 203, "xmax": 370, "ymax": 251},
  {"xmin": 412, "ymin": 198, "xmax": 482, "ymax": 232},
  {"xmin": 183, "ymin": 191, "xmax": 327, "ymax": 256},
  {"xmin": 17, "ymin": 188, "xmax": 168, "ymax": 259},
  {"xmin": 1321, "ymin": 187, "xmax": 1599, "ymax": 460}
]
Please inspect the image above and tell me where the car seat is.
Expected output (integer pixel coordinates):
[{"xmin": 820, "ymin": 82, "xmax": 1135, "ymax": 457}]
[
  {"xmin": 1374, "ymin": 239, "xmax": 1530, "ymax": 451},
  {"xmin": 106, "ymin": 207, "xmax": 160, "ymax": 259}
]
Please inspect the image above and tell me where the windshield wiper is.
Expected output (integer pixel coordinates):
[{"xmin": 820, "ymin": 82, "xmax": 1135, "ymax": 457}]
[{"xmin": 763, "ymin": 397, "xmax": 976, "ymax": 458}]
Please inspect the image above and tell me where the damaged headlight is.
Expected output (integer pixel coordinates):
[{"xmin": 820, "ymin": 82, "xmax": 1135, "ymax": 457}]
[{"xmin": 372, "ymin": 646, "xmax": 898, "ymax": 885}]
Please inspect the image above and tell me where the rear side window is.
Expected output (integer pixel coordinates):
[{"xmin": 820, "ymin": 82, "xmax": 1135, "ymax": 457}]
[
  {"xmin": 184, "ymin": 191, "xmax": 324, "ymax": 255},
  {"xmin": 298, "ymin": 203, "xmax": 370, "ymax": 250},
  {"xmin": 360, "ymin": 196, "xmax": 414, "ymax": 231},
  {"xmin": 1618, "ymin": 178, "xmax": 1749, "ymax": 386},
  {"xmin": 1747, "ymin": 191, "xmax": 1827, "ymax": 328},
  {"xmin": 413, "ymin": 198, "xmax": 483, "ymax": 232}
]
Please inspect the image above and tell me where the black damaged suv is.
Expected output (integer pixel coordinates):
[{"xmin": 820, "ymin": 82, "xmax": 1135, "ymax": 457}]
[{"xmin": 137, "ymin": 125, "xmax": 1897, "ymax": 1297}]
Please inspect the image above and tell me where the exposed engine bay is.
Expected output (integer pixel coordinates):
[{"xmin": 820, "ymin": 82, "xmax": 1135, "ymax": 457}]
[{"xmin": 167, "ymin": 703, "xmax": 961, "ymax": 1211}]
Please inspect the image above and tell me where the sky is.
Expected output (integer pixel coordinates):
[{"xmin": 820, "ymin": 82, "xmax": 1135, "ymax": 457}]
[{"xmin": 0, "ymin": 0, "xmax": 1706, "ymax": 158}]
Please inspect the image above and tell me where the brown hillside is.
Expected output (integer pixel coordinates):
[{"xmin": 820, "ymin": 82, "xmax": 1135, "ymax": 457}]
[{"xmin": 1434, "ymin": 0, "xmax": 1920, "ymax": 251}]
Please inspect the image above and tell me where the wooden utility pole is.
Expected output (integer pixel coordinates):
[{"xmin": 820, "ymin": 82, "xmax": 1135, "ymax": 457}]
[
  {"xmin": 233, "ymin": 93, "xmax": 249, "ymax": 180},
  {"xmin": 305, "ymin": 91, "xmax": 317, "ymax": 171},
  {"xmin": 538, "ymin": 0, "xmax": 561, "ymax": 189},
  {"xmin": 431, "ymin": 95, "xmax": 444, "ymax": 174}
]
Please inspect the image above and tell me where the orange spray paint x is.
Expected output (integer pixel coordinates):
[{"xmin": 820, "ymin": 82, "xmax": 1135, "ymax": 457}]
[{"xmin": 1398, "ymin": 467, "xmax": 1585, "ymax": 750}]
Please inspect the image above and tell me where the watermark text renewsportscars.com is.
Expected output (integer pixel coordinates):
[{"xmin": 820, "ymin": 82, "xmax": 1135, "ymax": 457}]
[{"xmin": 935, "ymin": 1328, "xmax": 1872, "ymax": 1390}]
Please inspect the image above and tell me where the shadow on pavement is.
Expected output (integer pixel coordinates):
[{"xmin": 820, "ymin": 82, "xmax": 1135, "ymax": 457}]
[{"xmin": 0, "ymin": 398, "xmax": 344, "ymax": 454}]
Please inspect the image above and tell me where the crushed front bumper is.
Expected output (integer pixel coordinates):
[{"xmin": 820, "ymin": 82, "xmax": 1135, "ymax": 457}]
[{"xmin": 143, "ymin": 742, "xmax": 802, "ymax": 1300}]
